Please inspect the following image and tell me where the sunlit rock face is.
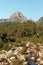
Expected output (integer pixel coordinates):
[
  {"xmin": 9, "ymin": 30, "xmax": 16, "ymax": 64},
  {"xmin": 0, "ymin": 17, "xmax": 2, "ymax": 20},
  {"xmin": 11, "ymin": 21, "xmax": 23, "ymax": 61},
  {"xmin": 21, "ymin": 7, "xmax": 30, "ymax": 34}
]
[{"xmin": 9, "ymin": 11, "xmax": 27, "ymax": 22}]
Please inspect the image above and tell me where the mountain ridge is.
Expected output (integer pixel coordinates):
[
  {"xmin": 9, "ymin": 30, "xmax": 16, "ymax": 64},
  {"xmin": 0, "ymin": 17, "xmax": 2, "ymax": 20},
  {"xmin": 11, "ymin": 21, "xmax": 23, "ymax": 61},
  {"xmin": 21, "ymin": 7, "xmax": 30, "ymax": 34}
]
[
  {"xmin": 36, "ymin": 17, "xmax": 43, "ymax": 26},
  {"xmin": 0, "ymin": 11, "xmax": 43, "ymax": 25}
]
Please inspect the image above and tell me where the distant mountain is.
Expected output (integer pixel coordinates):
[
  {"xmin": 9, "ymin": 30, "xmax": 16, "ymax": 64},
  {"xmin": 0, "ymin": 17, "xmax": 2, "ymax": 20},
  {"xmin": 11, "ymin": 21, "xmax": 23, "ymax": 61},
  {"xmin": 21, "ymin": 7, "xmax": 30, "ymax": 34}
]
[
  {"xmin": 0, "ymin": 18, "xmax": 9, "ymax": 22},
  {"xmin": 36, "ymin": 17, "xmax": 43, "ymax": 26},
  {"xmin": 9, "ymin": 11, "xmax": 27, "ymax": 22},
  {"xmin": 0, "ymin": 11, "xmax": 27, "ymax": 22}
]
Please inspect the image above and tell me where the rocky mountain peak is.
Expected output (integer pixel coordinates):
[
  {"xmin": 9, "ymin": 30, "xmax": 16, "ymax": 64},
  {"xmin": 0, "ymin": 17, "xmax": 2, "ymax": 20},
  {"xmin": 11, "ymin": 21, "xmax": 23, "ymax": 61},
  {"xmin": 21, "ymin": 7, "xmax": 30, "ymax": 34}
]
[
  {"xmin": 13, "ymin": 11, "xmax": 22, "ymax": 17},
  {"xmin": 9, "ymin": 11, "xmax": 27, "ymax": 22}
]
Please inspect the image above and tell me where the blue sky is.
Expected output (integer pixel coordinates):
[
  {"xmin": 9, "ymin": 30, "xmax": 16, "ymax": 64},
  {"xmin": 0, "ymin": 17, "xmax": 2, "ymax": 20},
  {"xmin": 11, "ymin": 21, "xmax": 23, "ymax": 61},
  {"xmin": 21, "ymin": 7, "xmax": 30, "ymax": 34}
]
[{"xmin": 0, "ymin": 0, "xmax": 43, "ymax": 21}]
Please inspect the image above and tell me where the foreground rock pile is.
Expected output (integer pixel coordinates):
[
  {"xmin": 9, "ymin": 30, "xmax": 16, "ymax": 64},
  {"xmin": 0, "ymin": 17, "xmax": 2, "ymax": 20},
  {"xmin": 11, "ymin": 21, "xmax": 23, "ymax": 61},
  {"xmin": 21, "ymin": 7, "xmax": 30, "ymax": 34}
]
[{"xmin": 0, "ymin": 42, "xmax": 43, "ymax": 65}]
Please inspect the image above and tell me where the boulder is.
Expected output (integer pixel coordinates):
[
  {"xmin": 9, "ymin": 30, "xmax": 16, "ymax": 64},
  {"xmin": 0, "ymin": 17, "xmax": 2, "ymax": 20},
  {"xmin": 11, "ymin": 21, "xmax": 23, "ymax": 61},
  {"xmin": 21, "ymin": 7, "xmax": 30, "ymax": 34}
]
[
  {"xmin": 13, "ymin": 50, "xmax": 19, "ymax": 56},
  {"xmin": 23, "ymin": 62, "xmax": 27, "ymax": 65},
  {"xmin": 40, "ymin": 61, "xmax": 43, "ymax": 65},
  {"xmin": 26, "ymin": 42, "xmax": 30, "ymax": 47},
  {"xmin": 17, "ymin": 54, "xmax": 25, "ymax": 61},
  {"xmin": 10, "ymin": 57, "xmax": 15, "ymax": 61},
  {"xmin": 37, "ymin": 58, "xmax": 41, "ymax": 62},
  {"xmin": 6, "ymin": 50, "xmax": 13, "ymax": 58},
  {"xmin": 30, "ymin": 57, "xmax": 36, "ymax": 62}
]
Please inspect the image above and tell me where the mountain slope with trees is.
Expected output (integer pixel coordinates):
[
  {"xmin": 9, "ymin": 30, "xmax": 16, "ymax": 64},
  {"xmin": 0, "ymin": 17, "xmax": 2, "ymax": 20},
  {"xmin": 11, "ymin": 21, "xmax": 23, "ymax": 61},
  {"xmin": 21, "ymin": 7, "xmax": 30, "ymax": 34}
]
[
  {"xmin": 0, "ymin": 12, "xmax": 43, "ymax": 50},
  {"xmin": 0, "ymin": 19, "xmax": 43, "ymax": 50}
]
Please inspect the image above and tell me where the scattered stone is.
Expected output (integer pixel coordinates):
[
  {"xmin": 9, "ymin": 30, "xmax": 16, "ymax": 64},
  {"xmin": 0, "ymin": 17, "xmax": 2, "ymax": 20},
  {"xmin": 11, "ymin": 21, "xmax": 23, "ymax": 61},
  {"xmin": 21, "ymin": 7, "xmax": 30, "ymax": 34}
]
[{"xmin": 0, "ymin": 42, "xmax": 43, "ymax": 65}]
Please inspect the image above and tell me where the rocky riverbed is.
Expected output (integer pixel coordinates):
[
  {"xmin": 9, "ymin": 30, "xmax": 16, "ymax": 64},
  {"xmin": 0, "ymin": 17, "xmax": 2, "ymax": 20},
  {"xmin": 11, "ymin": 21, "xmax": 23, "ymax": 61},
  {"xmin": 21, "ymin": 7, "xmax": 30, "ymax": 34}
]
[{"xmin": 0, "ymin": 42, "xmax": 43, "ymax": 65}]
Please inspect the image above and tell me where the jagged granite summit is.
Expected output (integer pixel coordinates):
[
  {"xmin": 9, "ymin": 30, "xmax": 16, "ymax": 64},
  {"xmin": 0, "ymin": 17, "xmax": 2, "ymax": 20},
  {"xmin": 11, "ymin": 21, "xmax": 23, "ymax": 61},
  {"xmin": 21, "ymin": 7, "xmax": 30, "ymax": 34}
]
[{"xmin": 9, "ymin": 11, "xmax": 27, "ymax": 22}]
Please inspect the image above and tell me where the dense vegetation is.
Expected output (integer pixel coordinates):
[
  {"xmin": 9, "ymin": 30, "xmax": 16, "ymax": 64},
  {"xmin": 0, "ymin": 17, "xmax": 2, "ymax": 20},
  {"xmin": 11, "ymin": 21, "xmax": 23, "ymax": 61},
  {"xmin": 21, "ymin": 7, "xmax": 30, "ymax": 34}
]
[{"xmin": 0, "ymin": 20, "xmax": 43, "ymax": 50}]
